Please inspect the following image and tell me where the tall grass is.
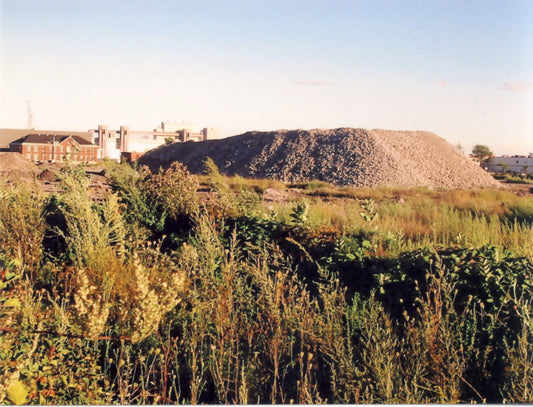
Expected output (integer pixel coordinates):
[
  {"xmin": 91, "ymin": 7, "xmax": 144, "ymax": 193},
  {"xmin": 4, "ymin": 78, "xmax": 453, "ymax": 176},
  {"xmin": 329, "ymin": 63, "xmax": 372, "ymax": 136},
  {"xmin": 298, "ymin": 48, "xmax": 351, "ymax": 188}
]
[
  {"xmin": 0, "ymin": 178, "xmax": 45, "ymax": 268},
  {"xmin": 280, "ymin": 189, "xmax": 533, "ymax": 258},
  {"xmin": 0, "ymin": 164, "xmax": 531, "ymax": 404}
]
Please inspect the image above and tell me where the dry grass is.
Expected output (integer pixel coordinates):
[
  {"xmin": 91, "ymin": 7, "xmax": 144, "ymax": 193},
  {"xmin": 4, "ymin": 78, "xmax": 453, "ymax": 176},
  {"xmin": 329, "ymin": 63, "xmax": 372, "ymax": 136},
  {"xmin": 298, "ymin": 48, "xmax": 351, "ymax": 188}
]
[{"xmin": 0, "ymin": 165, "xmax": 531, "ymax": 404}]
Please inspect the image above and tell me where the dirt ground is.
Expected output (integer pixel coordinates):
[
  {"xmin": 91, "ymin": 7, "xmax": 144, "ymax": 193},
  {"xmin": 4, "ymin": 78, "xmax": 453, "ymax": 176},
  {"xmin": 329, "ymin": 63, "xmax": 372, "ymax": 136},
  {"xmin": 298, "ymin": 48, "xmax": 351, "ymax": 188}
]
[
  {"xmin": 1, "ymin": 153, "xmax": 531, "ymax": 202},
  {"xmin": 502, "ymin": 181, "xmax": 533, "ymax": 196},
  {"xmin": 0, "ymin": 155, "xmax": 112, "ymax": 201}
]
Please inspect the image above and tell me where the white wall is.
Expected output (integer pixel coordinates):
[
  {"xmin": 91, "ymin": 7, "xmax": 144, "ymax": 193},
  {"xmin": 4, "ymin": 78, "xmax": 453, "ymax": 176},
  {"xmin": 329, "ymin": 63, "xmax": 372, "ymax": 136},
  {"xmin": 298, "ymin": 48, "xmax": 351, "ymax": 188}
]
[{"xmin": 486, "ymin": 156, "xmax": 533, "ymax": 174}]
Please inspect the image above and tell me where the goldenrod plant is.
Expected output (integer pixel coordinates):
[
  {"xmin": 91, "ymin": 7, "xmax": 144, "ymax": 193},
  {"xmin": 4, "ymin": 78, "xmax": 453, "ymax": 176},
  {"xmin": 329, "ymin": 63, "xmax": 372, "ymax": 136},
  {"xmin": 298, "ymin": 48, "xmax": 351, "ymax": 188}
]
[{"xmin": 0, "ymin": 161, "xmax": 531, "ymax": 403}]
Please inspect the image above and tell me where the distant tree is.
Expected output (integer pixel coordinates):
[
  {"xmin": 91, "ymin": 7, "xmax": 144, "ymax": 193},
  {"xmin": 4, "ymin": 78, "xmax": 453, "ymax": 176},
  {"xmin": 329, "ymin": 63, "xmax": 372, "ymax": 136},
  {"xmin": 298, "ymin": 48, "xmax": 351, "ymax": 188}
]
[
  {"xmin": 498, "ymin": 162, "xmax": 509, "ymax": 173},
  {"xmin": 455, "ymin": 143, "xmax": 464, "ymax": 154},
  {"xmin": 471, "ymin": 144, "xmax": 493, "ymax": 167}
]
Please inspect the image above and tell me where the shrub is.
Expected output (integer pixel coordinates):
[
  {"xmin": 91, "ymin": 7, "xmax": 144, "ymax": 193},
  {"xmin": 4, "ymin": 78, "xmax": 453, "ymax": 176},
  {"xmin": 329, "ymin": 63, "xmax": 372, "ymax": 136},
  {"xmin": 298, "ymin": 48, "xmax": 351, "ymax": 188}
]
[
  {"xmin": 0, "ymin": 179, "xmax": 45, "ymax": 268},
  {"xmin": 1, "ymin": 163, "xmax": 532, "ymax": 404},
  {"xmin": 141, "ymin": 162, "xmax": 199, "ymax": 220},
  {"xmin": 202, "ymin": 157, "xmax": 262, "ymax": 218}
]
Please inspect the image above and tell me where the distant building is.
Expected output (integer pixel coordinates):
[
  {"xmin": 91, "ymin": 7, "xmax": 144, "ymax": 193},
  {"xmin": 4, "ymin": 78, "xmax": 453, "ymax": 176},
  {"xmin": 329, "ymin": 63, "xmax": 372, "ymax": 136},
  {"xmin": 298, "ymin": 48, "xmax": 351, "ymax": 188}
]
[
  {"xmin": 9, "ymin": 134, "xmax": 99, "ymax": 163},
  {"xmin": 1, "ymin": 128, "xmax": 93, "ymax": 150},
  {"xmin": 92, "ymin": 121, "xmax": 218, "ymax": 161},
  {"xmin": 486, "ymin": 153, "xmax": 533, "ymax": 174},
  {"xmin": 2, "ymin": 121, "xmax": 218, "ymax": 163}
]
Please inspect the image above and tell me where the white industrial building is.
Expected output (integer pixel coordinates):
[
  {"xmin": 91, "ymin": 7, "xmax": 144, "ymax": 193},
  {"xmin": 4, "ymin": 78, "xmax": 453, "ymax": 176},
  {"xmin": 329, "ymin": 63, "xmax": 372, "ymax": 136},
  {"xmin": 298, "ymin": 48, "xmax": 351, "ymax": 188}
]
[
  {"xmin": 92, "ymin": 121, "xmax": 218, "ymax": 161},
  {"xmin": 486, "ymin": 153, "xmax": 533, "ymax": 174}
]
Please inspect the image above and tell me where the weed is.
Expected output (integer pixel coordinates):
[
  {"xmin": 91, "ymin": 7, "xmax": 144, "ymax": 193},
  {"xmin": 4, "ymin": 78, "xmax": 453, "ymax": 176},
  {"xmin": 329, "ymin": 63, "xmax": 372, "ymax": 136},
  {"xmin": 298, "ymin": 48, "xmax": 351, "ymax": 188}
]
[{"xmin": 1, "ymin": 164, "xmax": 531, "ymax": 404}]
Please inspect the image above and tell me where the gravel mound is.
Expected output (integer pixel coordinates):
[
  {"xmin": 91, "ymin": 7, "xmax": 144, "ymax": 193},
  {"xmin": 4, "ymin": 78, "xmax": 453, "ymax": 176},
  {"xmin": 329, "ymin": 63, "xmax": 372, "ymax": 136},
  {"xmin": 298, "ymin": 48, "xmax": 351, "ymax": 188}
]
[
  {"xmin": 139, "ymin": 128, "xmax": 501, "ymax": 189},
  {"xmin": 38, "ymin": 168, "xmax": 59, "ymax": 182},
  {"xmin": 0, "ymin": 152, "xmax": 39, "ymax": 176}
]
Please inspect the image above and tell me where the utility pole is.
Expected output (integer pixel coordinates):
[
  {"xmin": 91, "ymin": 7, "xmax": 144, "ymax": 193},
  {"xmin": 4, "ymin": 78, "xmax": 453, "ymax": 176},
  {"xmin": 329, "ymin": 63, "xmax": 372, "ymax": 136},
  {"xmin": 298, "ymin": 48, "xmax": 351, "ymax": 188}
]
[{"xmin": 26, "ymin": 100, "xmax": 34, "ymax": 129}]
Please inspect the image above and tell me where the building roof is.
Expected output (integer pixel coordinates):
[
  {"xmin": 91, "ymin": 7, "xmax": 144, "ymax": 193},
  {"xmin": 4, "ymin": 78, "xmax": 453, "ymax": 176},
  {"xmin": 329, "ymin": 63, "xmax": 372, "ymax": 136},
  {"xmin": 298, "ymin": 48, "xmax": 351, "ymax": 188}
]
[
  {"xmin": 9, "ymin": 134, "xmax": 97, "ymax": 146},
  {"xmin": 1, "ymin": 128, "xmax": 93, "ymax": 148}
]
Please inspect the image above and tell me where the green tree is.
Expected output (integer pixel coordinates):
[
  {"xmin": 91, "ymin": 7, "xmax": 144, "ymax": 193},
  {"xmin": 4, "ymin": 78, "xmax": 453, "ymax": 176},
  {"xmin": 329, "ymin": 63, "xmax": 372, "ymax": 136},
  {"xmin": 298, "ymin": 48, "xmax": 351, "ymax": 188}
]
[
  {"xmin": 471, "ymin": 144, "xmax": 493, "ymax": 167},
  {"xmin": 498, "ymin": 162, "xmax": 509, "ymax": 173}
]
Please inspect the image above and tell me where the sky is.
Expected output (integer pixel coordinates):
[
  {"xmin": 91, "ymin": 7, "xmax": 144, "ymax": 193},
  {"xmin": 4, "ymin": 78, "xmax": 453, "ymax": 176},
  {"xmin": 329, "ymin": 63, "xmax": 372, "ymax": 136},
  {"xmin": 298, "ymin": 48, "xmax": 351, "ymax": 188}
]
[{"xmin": 1, "ymin": 0, "xmax": 532, "ymax": 155}]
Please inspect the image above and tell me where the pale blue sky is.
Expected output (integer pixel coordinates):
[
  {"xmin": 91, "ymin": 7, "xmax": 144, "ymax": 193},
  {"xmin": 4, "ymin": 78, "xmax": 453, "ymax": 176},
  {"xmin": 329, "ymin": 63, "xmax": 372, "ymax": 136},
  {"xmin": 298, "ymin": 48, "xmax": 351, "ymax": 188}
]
[{"xmin": 1, "ymin": 0, "xmax": 532, "ymax": 155}]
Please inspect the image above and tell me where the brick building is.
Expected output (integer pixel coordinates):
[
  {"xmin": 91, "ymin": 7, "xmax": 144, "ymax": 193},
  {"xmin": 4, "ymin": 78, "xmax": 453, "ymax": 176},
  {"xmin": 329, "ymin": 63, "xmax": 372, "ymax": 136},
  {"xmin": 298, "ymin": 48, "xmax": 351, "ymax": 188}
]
[{"xmin": 9, "ymin": 134, "xmax": 99, "ymax": 163}]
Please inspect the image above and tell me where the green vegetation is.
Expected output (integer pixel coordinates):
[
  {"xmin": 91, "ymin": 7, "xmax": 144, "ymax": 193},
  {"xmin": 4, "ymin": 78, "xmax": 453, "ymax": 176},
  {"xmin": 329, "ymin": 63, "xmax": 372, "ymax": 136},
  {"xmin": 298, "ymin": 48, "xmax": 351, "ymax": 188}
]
[
  {"xmin": 1, "ymin": 161, "xmax": 532, "ymax": 404},
  {"xmin": 504, "ymin": 173, "xmax": 533, "ymax": 184},
  {"xmin": 498, "ymin": 161, "xmax": 510, "ymax": 173},
  {"xmin": 471, "ymin": 144, "xmax": 493, "ymax": 167},
  {"xmin": 492, "ymin": 171, "xmax": 533, "ymax": 184}
]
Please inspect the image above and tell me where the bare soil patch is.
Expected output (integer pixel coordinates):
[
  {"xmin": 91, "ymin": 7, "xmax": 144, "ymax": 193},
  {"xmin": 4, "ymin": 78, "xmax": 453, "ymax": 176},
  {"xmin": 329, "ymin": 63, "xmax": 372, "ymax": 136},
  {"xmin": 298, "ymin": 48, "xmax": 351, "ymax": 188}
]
[{"xmin": 502, "ymin": 181, "xmax": 533, "ymax": 196}]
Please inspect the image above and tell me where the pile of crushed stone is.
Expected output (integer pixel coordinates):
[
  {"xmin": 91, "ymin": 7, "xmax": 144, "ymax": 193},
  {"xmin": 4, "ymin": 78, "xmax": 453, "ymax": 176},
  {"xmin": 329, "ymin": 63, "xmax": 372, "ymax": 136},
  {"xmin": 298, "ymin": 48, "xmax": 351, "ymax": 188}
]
[
  {"xmin": 138, "ymin": 128, "xmax": 501, "ymax": 189},
  {"xmin": 0, "ymin": 152, "xmax": 39, "ymax": 177}
]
